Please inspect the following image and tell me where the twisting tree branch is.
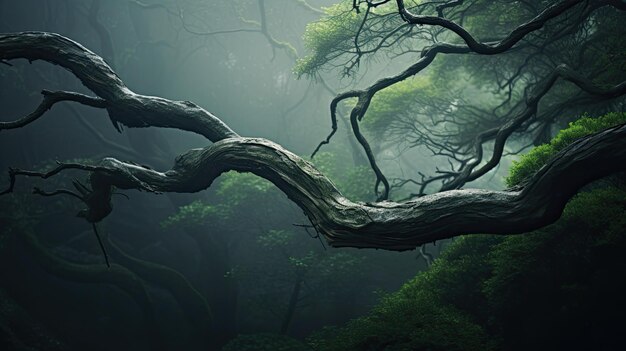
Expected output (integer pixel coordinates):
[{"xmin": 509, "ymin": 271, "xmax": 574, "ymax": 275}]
[
  {"xmin": 439, "ymin": 64, "xmax": 626, "ymax": 191},
  {"xmin": 0, "ymin": 32, "xmax": 238, "ymax": 141},
  {"xmin": 395, "ymin": 0, "xmax": 584, "ymax": 54},
  {"xmin": 316, "ymin": 0, "xmax": 622, "ymax": 199},
  {"xmin": 2, "ymin": 31, "xmax": 626, "ymax": 251},
  {"xmin": 6, "ymin": 129, "xmax": 626, "ymax": 250},
  {"xmin": 0, "ymin": 90, "xmax": 106, "ymax": 130}
]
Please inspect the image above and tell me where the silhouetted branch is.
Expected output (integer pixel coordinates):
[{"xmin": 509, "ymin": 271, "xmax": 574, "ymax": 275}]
[
  {"xmin": 0, "ymin": 90, "xmax": 106, "ymax": 131},
  {"xmin": 2, "ymin": 31, "xmax": 626, "ymax": 252}
]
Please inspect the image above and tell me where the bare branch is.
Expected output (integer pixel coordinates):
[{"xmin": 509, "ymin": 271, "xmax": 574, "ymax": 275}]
[
  {"xmin": 395, "ymin": 0, "xmax": 584, "ymax": 55},
  {"xmin": 0, "ymin": 32, "xmax": 238, "ymax": 141},
  {"xmin": 440, "ymin": 65, "xmax": 626, "ymax": 191},
  {"xmin": 0, "ymin": 90, "xmax": 106, "ymax": 131},
  {"xmin": 317, "ymin": 0, "xmax": 622, "ymax": 198}
]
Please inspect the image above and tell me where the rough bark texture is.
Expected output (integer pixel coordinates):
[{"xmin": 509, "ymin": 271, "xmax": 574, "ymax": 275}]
[
  {"xmin": 2, "ymin": 32, "xmax": 626, "ymax": 251},
  {"xmin": 0, "ymin": 32, "xmax": 237, "ymax": 141},
  {"xmin": 70, "ymin": 128, "xmax": 626, "ymax": 251}
]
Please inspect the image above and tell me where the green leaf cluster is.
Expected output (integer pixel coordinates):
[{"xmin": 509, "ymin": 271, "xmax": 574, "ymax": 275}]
[
  {"xmin": 161, "ymin": 171, "xmax": 275, "ymax": 228},
  {"xmin": 506, "ymin": 112, "xmax": 626, "ymax": 187},
  {"xmin": 161, "ymin": 200, "xmax": 232, "ymax": 229},
  {"xmin": 216, "ymin": 171, "xmax": 274, "ymax": 208},
  {"xmin": 362, "ymin": 76, "xmax": 438, "ymax": 139},
  {"xmin": 295, "ymin": 1, "xmax": 364, "ymax": 77}
]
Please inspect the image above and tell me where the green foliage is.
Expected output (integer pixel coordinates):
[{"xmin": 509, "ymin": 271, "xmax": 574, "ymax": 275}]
[
  {"xmin": 506, "ymin": 112, "xmax": 626, "ymax": 187},
  {"xmin": 308, "ymin": 110, "xmax": 626, "ymax": 350},
  {"xmin": 161, "ymin": 200, "xmax": 231, "ymax": 229},
  {"xmin": 483, "ymin": 187, "xmax": 626, "ymax": 349},
  {"xmin": 257, "ymin": 229, "xmax": 296, "ymax": 248},
  {"xmin": 308, "ymin": 236, "xmax": 500, "ymax": 351},
  {"xmin": 310, "ymin": 151, "xmax": 374, "ymax": 201},
  {"xmin": 310, "ymin": 186, "xmax": 626, "ymax": 350},
  {"xmin": 222, "ymin": 333, "xmax": 311, "ymax": 351},
  {"xmin": 361, "ymin": 76, "xmax": 439, "ymax": 139},
  {"xmin": 295, "ymin": 2, "xmax": 365, "ymax": 77},
  {"xmin": 461, "ymin": 2, "xmax": 532, "ymax": 41},
  {"xmin": 216, "ymin": 171, "xmax": 274, "ymax": 208},
  {"xmin": 308, "ymin": 289, "xmax": 494, "ymax": 351},
  {"xmin": 161, "ymin": 171, "xmax": 275, "ymax": 229}
]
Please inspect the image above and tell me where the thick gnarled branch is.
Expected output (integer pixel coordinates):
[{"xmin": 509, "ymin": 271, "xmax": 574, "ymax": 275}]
[
  {"xmin": 0, "ymin": 32, "xmax": 237, "ymax": 141},
  {"xmin": 2, "ymin": 31, "xmax": 625, "ymax": 252},
  {"xmin": 7, "ymin": 125, "xmax": 626, "ymax": 251}
]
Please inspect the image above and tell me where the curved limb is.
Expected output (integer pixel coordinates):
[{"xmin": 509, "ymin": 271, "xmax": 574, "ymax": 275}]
[
  {"xmin": 2, "ymin": 32, "xmax": 626, "ymax": 251},
  {"xmin": 395, "ymin": 0, "xmax": 584, "ymax": 55},
  {"xmin": 0, "ymin": 32, "xmax": 238, "ymax": 141},
  {"xmin": 0, "ymin": 90, "xmax": 106, "ymax": 130},
  {"xmin": 319, "ymin": 0, "xmax": 590, "ymax": 145},
  {"xmin": 0, "ymin": 161, "xmax": 107, "ymax": 196},
  {"xmin": 5, "ymin": 123, "xmax": 626, "ymax": 251}
]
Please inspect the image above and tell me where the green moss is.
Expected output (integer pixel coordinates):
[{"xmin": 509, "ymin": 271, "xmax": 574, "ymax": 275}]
[{"xmin": 506, "ymin": 112, "xmax": 626, "ymax": 187}]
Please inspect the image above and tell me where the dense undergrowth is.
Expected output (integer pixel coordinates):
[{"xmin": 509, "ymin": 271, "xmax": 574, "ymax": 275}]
[
  {"xmin": 224, "ymin": 113, "xmax": 626, "ymax": 350},
  {"xmin": 305, "ymin": 186, "xmax": 626, "ymax": 350}
]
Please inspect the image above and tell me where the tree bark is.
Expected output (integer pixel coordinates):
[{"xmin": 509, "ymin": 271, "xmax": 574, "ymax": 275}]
[{"xmin": 2, "ymin": 32, "xmax": 626, "ymax": 251}]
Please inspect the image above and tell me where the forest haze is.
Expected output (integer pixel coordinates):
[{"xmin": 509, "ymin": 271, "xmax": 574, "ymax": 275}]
[{"xmin": 0, "ymin": 0, "xmax": 625, "ymax": 350}]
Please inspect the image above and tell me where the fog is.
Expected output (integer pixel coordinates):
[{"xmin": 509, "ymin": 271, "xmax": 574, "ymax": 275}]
[
  {"xmin": 2, "ymin": 1, "xmax": 624, "ymax": 350},
  {"xmin": 0, "ymin": 1, "xmax": 427, "ymax": 349}
]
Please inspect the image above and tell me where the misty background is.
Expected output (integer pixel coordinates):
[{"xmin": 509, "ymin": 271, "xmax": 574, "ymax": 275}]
[{"xmin": 0, "ymin": 1, "xmax": 438, "ymax": 349}]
